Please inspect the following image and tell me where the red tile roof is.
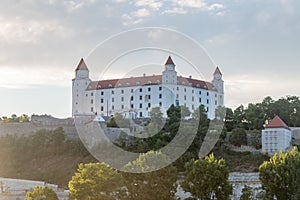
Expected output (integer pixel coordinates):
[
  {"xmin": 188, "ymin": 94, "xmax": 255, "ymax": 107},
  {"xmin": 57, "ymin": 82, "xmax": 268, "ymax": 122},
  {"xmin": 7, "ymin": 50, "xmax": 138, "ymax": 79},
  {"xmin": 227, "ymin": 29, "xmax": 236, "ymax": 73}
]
[
  {"xmin": 86, "ymin": 75, "xmax": 217, "ymax": 91},
  {"xmin": 75, "ymin": 58, "xmax": 89, "ymax": 71},
  {"xmin": 265, "ymin": 116, "xmax": 290, "ymax": 130},
  {"xmin": 165, "ymin": 56, "xmax": 175, "ymax": 65},
  {"xmin": 213, "ymin": 67, "xmax": 222, "ymax": 75}
]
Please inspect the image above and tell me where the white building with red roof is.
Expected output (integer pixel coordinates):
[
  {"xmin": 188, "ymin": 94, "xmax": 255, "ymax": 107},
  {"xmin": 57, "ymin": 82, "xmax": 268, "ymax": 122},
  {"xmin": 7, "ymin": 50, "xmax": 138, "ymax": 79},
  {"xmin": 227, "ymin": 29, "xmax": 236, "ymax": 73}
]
[
  {"xmin": 72, "ymin": 56, "xmax": 224, "ymax": 119},
  {"xmin": 262, "ymin": 116, "xmax": 292, "ymax": 155}
]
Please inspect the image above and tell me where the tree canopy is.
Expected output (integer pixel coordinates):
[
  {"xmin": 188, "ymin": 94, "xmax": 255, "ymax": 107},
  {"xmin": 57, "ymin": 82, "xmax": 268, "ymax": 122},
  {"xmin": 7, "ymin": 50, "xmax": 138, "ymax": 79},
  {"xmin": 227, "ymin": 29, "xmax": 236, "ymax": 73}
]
[
  {"xmin": 69, "ymin": 162, "xmax": 122, "ymax": 200},
  {"xmin": 182, "ymin": 153, "xmax": 232, "ymax": 200},
  {"xmin": 25, "ymin": 186, "xmax": 58, "ymax": 200},
  {"xmin": 259, "ymin": 147, "xmax": 300, "ymax": 199}
]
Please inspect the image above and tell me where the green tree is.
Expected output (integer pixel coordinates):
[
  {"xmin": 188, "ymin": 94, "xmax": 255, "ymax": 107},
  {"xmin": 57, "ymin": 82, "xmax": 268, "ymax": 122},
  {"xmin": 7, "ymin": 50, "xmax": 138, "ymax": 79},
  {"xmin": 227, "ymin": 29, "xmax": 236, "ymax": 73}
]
[
  {"xmin": 121, "ymin": 150, "xmax": 177, "ymax": 200},
  {"xmin": 69, "ymin": 162, "xmax": 122, "ymax": 200},
  {"xmin": 26, "ymin": 186, "xmax": 58, "ymax": 200},
  {"xmin": 259, "ymin": 147, "xmax": 300, "ymax": 200},
  {"xmin": 182, "ymin": 153, "xmax": 232, "ymax": 200},
  {"xmin": 107, "ymin": 113, "xmax": 130, "ymax": 128},
  {"xmin": 233, "ymin": 105, "xmax": 246, "ymax": 128},
  {"xmin": 240, "ymin": 185, "xmax": 254, "ymax": 200},
  {"xmin": 224, "ymin": 108, "xmax": 234, "ymax": 131},
  {"xmin": 229, "ymin": 128, "xmax": 247, "ymax": 147}
]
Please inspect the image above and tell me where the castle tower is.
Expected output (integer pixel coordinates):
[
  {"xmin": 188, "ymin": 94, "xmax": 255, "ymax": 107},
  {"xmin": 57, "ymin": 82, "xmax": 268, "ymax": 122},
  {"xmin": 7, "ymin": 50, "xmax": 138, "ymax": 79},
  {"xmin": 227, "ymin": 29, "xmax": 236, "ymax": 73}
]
[
  {"xmin": 72, "ymin": 58, "xmax": 91, "ymax": 116},
  {"xmin": 212, "ymin": 67, "xmax": 224, "ymax": 94},
  {"xmin": 162, "ymin": 56, "xmax": 177, "ymax": 85}
]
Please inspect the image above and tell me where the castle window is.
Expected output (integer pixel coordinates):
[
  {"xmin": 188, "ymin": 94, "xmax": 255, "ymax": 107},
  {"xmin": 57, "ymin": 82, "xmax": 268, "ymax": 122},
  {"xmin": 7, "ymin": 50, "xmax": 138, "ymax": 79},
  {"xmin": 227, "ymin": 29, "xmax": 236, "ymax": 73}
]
[
  {"xmin": 101, "ymin": 106, "xmax": 103, "ymax": 111},
  {"xmin": 148, "ymin": 87, "xmax": 151, "ymax": 92},
  {"xmin": 207, "ymin": 107, "xmax": 209, "ymax": 112},
  {"xmin": 139, "ymin": 95, "xmax": 142, "ymax": 100},
  {"xmin": 130, "ymin": 96, "xmax": 134, "ymax": 101},
  {"xmin": 192, "ymin": 97, "xmax": 194, "ymax": 102},
  {"xmin": 131, "ymin": 89, "xmax": 134, "ymax": 93},
  {"xmin": 101, "ymin": 99, "xmax": 104, "ymax": 103},
  {"xmin": 139, "ymin": 112, "xmax": 142, "ymax": 117},
  {"xmin": 199, "ymin": 98, "xmax": 202, "ymax": 103},
  {"xmin": 131, "ymin": 104, "xmax": 134, "ymax": 108},
  {"xmin": 192, "ymin": 105, "xmax": 194, "ymax": 110},
  {"xmin": 140, "ymin": 103, "xmax": 142, "ymax": 108},
  {"xmin": 207, "ymin": 92, "xmax": 209, "ymax": 96},
  {"xmin": 76, "ymin": 102, "xmax": 78, "ymax": 105},
  {"xmin": 215, "ymin": 100, "xmax": 217, "ymax": 105},
  {"xmin": 199, "ymin": 91, "xmax": 201, "ymax": 95},
  {"xmin": 159, "ymin": 94, "xmax": 162, "ymax": 99},
  {"xmin": 140, "ymin": 88, "xmax": 142, "ymax": 92},
  {"xmin": 215, "ymin": 94, "xmax": 217, "ymax": 98},
  {"xmin": 159, "ymin": 102, "xmax": 162, "ymax": 107},
  {"xmin": 207, "ymin": 99, "xmax": 209, "ymax": 104},
  {"xmin": 184, "ymin": 88, "xmax": 186, "ymax": 92},
  {"xmin": 91, "ymin": 99, "xmax": 93, "ymax": 104},
  {"xmin": 121, "ymin": 105, "xmax": 124, "ymax": 109},
  {"xmin": 148, "ymin": 103, "xmax": 151, "ymax": 108},
  {"xmin": 86, "ymin": 94, "xmax": 88, "ymax": 97},
  {"xmin": 101, "ymin": 91, "xmax": 104, "ymax": 95},
  {"xmin": 112, "ymin": 90, "xmax": 114, "ymax": 94},
  {"xmin": 192, "ymin": 90, "xmax": 194, "ymax": 94},
  {"xmin": 176, "ymin": 94, "xmax": 179, "ymax": 99},
  {"xmin": 121, "ymin": 90, "xmax": 124, "ymax": 94},
  {"xmin": 159, "ymin": 86, "xmax": 162, "ymax": 91},
  {"xmin": 112, "ymin": 105, "xmax": 114, "ymax": 110},
  {"xmin": 91, "ymin": 107, "xmax": 93, "ymax": 112},
  {"xmin": 177, "ymin": 87, "xmax": 179, "ymax": 91},
  {"xmin": 184, "ymin": 95, "xmax": 186, "ymax": 100},
  {"xmin": 121, "ymin": 97, "xmax": 124, "ymax": 102},
  {"xmin": 112, "ymin": 98, "xmax": 114, "ymax": 102}
]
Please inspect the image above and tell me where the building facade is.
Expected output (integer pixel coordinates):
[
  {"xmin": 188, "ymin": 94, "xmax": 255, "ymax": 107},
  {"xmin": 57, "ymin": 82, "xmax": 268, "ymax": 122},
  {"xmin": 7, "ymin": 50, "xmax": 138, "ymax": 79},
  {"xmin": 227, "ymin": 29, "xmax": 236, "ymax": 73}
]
[
  {"xmin": 262, "ymin": 116, "xmax": 292, "ymax": 155},
  {"xmin": 72, "ymin": 56, "xmax": 224, "ymax": 119}
]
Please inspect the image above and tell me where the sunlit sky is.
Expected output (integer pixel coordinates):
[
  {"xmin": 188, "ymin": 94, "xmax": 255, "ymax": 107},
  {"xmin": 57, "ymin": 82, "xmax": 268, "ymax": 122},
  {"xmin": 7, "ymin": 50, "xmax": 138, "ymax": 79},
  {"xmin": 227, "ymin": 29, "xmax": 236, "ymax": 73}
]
[{"xmin": 0, "ymin": 0, "xmax": 299, "ymax": 118}]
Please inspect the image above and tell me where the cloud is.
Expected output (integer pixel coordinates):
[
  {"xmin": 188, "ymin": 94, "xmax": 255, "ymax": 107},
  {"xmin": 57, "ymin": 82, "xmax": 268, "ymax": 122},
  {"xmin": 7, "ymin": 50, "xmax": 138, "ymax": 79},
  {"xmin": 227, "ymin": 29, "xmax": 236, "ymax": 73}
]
[
  {"xmin": 0, "ymin": 17, "xmax": 73, "ymax": 44},
  {"xmin": 134, "ymin": 0, "xmax": 163, "ymax": 10},
  {"xmin": 174, "ymin": 0, "xmax": 207, "ymax": 8},
  {"xmin": 134, "ymin": 8, "xmax": 151, "ymax": 17},
  {"xmin": 163, "ymin": 7, "xmax": 187, "ymax": 15}
]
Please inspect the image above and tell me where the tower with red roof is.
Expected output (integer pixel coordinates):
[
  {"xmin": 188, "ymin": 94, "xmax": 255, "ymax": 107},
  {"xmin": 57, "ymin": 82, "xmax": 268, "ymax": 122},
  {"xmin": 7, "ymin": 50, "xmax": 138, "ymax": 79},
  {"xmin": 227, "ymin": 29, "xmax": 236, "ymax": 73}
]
[{"xmin": 262, "ymin": 116, "xmax": 292, "ymax": 155}]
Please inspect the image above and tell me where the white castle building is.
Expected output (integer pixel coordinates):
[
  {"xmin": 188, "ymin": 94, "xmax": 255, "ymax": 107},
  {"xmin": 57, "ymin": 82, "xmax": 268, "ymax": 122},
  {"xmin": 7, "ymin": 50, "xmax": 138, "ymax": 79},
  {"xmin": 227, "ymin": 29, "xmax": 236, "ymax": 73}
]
[
  {"xmin": 262, "ymin": 116, "xmax": 292, "ymax": 155},
  {"xmin": 72, "ymin": 56, "xmax": 224, "ymax": 119}
]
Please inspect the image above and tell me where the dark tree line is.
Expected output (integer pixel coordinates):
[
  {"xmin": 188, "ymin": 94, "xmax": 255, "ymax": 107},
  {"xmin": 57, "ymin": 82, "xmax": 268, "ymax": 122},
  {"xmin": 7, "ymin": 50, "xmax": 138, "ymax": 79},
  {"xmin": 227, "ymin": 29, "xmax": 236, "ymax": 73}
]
[{"xmin": 223, "ymin": 96, "xmax": 300, "ymax": 131}]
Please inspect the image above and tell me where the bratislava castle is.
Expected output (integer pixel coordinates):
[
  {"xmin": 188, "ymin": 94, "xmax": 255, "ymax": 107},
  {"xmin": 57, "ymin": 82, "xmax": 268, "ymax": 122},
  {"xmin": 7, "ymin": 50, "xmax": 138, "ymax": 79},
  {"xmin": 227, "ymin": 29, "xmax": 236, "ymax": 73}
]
[{"xmin": 72, "ymin": 56, "xmax": 224, "ymax": 119}]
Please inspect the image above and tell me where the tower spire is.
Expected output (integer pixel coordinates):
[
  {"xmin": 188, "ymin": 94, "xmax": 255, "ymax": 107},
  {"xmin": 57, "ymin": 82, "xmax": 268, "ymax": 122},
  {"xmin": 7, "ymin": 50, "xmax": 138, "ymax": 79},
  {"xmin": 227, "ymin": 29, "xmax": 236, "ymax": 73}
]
[
  {"xmin": 75, "ymin": 58, "xmax": 89, "ymax": 71},
  {"xmin": 213, "ymin": 66, "xmax": 222, "ymax": 75},
  {"xmin": 165, "ymin": 56, "xmax": 175, "ymax": 65}
]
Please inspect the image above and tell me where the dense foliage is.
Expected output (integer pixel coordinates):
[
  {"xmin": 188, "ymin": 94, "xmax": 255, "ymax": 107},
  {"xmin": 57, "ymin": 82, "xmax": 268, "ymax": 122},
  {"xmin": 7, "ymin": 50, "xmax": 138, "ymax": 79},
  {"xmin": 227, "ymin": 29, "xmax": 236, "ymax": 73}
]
[
  {"xmin": 25, "ymin": 186, "xmax": 58, "ymax": 200},
  {"xmin": 0, "ymin": 114, "xmax": 30, "ymax": 123},
  {"xmin": 69, "ymin": 163, "xmax": 122, "ymax": 200},
  {"xmin": 259, "ymin": 147, "xmax": 300, "ymax": 199},
  {"xmin": 182, "ymin": 153, "xmax": 232, "ymax": 200}
]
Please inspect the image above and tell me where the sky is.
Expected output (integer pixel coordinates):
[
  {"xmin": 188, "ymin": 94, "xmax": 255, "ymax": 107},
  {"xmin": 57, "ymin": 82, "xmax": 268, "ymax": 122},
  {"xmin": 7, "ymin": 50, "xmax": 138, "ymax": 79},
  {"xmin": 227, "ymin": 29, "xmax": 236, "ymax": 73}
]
[{"xmin": 0, "ymin": 0, "xmax": 300, "ymax": 118}]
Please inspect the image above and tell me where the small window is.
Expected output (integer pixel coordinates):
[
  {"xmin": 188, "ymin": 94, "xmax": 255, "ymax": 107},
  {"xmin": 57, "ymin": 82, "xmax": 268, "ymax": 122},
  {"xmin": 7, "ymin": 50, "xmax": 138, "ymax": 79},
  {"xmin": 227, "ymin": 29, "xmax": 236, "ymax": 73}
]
[
  {"xmin": 159, "ymin": 94, "xmax": 162, "ymax": 99},
  {"xmin": 140, "ymin": 96, "xmax": 142, "ymax": 100},
  {"xmin": 91, "ymin": 92, "xmax": 93, "ymax": 96},
  {"xmin": 131, "ymin": 104, "xmax": 134, "ymax": 108},
  {"xmin": 159, "ymin": 102, "xmax": 162, "ymax": 107},
  {"xmin": 192, "ymin": 90, "xmax": 194, "ymax": 94},
  {"xmin": 207, "ymin": 92, "xmax": 209, "ymax": 96},
  {"xmin": 199, "ymin": 91, "xmax": 202, "ymax": 95},
  {"xmin": 184, "ymin": 95, "xmax": 186, "ymax": 100},
  {"xmin": 140, "ymin": 88, "xmax": 142, "ymax": 92},
  {"xmin": 101, "ymin": 106, "xmax": 103, "ymax": 111},
  {"xmin": 215, "ymin": 94, "xmax": 217, "ymax": 98},
  {"xmin": 112, "ymin": 98, "xmax": 114, "ymax": 102},
  {"xmin": 131, "ymin": 89, "xmax": 134, "ymax": 93},
  {"xmin": 121, "ymin": 105, "xmax": 124, "ymax": 109},
  {"xmin": 148, "ymin": 87, "xmax": 151, "ymax": 92},
  {"xmin": 91, "ymin": 107, "xmax": 94, "ymax": 112},
  {"xmin": 192, "ymin": 97, "xmax": 194, "ymax": 102},
  {"xmin": 101, "ymin": 91, "xmax": 104, "ymax": 95},
  {"xmin": 121, "ymin": 90, "xmax": 124, "ymax": 94},
  {"xmin": 215, "ymin": 100, "xmax": 217, "ymax": 105},
  {"xmin": 91, "ymin": 99, "xmax": 93, "ymax": 104},
  {"xmin": 112, "ymin": 105, "xmax": 114, "ymax": 110},
  {"xmin": 139, "ymin": 112, "xmax": 143, "ymax": 117},
  {"xmin": 159, "ymin": 86, "xmax": 162, "ymax": 91},
  {"xmin": 184, "ymin": 88, "xmax": 186, "ymax": 92},
  {"xmin": 140, "ymin": 103, "xmax": 142, "ymax": 108},
  {"xmin": 112, "ymin": 90, "xmax": 114, "ymax": 94},
  {"xmin": 101, "ymin": 99, "xmax": 104, "ymax": 103},
  {"xmin": 130, "ymin": 96, "xmax": 134, "ymax": 101},
  {"xmin": 207, "ymin": 99, "xmax": 209, "ymax": 104},
  {"xmin": 177, "ymin": 87, "xmax": 179, "ymax": 91},
  {"xmin": 199, "ymin": 98, "xmax": 202, "ymax": 103},
  {"xmin": 148, "ymin": 103, "xmax": 151, "ymax": 108},
  {"xmin": 121, "ymin": 97, "xmax": 124, "ymax": 102}
]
